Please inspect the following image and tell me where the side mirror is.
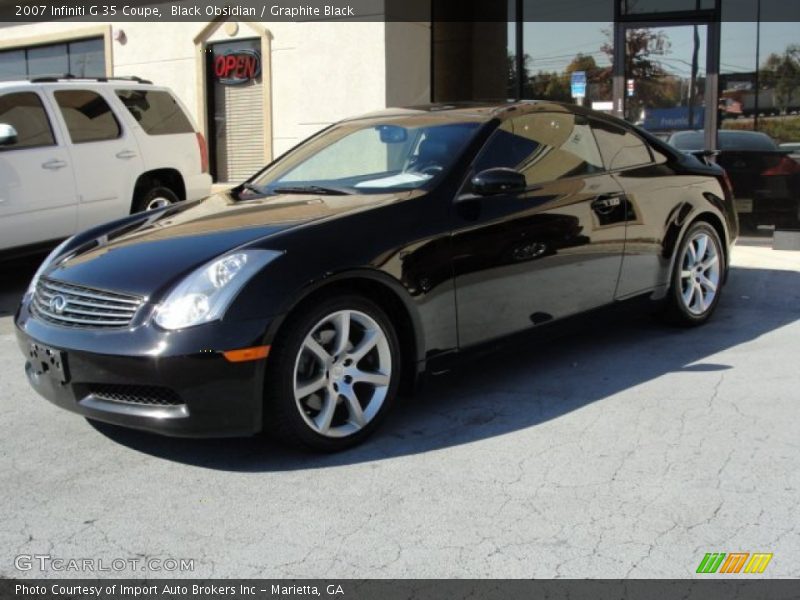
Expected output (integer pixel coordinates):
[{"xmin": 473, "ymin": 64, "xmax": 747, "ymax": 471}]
[
  {"xmin": 471, "ymin": 167, "xmax": 526, "ymax": 196},
  {"xmin": 0, "ymin": 123, "xmax": 18, "ymax": 146}
]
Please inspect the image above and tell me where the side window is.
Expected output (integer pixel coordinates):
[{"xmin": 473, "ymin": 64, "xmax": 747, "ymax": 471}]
[
  {"xmin": 115, "ymin": 89, "xmax": 194, "ymax": 135},
  {"xmin": 0, "ymin": 92, "xmax": 56, "ymax": 150},
  {"xmin": 591, "ymin": 120, "xmax": 652, "ymax": 171},
  {"xmin": 474, "ymin": 112, "xmax": 604, "ymax": 185},
  {"xmin": 54, "ymin": 90, "xmax": 121, "ymax": 144}
]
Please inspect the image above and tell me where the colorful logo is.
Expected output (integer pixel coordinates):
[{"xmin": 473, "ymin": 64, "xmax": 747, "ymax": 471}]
[{"xmin": 696, "ymin": 552, "xmax": 773, "ymax": 574}]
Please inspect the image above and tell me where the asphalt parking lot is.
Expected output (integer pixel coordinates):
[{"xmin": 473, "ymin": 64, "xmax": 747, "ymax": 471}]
[{"xmin": 1, "ymin": 239, "xmax": 798, "ymax": 579}]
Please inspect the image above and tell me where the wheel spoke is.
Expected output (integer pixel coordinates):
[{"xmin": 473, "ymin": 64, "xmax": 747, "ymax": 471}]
[
  {"xmin": 304, "ymin": 337, "xmax": 331, "ymax": 365},
  {"xmin": 313, "ymin": 390, "xmax": 336, "ymax": 434},
  {"xmin": 331, "ymin": 311, "xmax": 351, "ymax": 357},
  {"xmin": 695, "ymin": 235, "xmax": 708, "ymax": 262},
  {"xmin": 682, "ymin": 281, "xmax": 695, "ymax": 305},
  {"xmin": 681, "ymin": 269, "xmax": 693, "ymax": 280},
  {"xmin": 341, "ymin": 387, "xmax": 366, "ymax": 428},
  {"xmin": 351, "ymin": 369, "xmax": 390, "ymax": 387},
  {"xmin": 295, "ymin": 375, "xmax": 327, "ymax": 399},
  {"xmin": 698, "ymin": 274, "xmax": 717, "ymax": 293},
  {"xmin": 701, "ymin": 254, "xmax": 718, "ymax": 271},
  {"xmin": 349, "ymin": 329, "xmax": 379, "ymax": 363},
  {"xmin": 686, "ymin": 242, "xmax": 697, "ymax": 265},
  {"xmin": 694, "ymin": 283, "xmax": 706, "ymax": 311}
]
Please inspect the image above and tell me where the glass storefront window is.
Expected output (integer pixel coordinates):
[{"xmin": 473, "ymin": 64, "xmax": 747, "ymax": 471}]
[
  {"xmin": 68, "ymin": 38, "xmax": 105, "ymax": 78},
  {"xmin": 521, "ymin": 1, "xmax": 614, "ymax": 109},
  {"xmin": 0, "ymin": 38, "xmax": 104, "ymax": 81},
  {"xmin": 27, "ymin": 44, "xmax": 69, "ymax": 77},
  {"xmin": 624, "ymin": 24, "xmax": 707, "ymax": 133}
]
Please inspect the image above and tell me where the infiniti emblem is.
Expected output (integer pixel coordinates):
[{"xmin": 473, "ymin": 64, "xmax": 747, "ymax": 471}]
[{"xmin": 49, "ymin": 294, "xmax": 68, "ymax": 314}]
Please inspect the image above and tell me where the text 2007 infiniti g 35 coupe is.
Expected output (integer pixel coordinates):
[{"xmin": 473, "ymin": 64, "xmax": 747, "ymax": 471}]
[{"xmin": 16, "ymin": 101, "xmax": 738, "ymax": 451}]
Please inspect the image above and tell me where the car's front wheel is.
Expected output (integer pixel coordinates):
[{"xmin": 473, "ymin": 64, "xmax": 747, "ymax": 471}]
[
  {"xmin": 265, "ymin": 294, "xmax": 400, "ymax": 451},
  {"xmin": 664, "ymin": 221, "xmax": 724, "ymax": 326}
]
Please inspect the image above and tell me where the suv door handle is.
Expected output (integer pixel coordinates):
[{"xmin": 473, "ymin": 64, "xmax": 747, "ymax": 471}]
[
  {"xmin": 42, "ymin": 159, "xmax": 67, "ymax": 170},
  {"xmin": 116, "ymin": 150, "xmax": 137, "ymax": 159}
]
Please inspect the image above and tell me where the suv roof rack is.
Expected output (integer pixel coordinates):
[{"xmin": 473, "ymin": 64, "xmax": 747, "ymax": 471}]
[{"xmin": 28, "ymin": 74, "xmax": 153, "ymax": 84}]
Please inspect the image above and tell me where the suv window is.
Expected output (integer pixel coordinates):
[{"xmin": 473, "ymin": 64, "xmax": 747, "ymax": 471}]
[
  {"xmin": 54, "ymin": 90, "xmax": 121, "ymax": 143},
  {"xmin": 0, "ymin": 92, "xmax": 55, "ymax": 150},
  {"xmin": 475, "ymin": 112, "xmax": 604, "ymax": 185},
  {"xmin": 115, "ymin": 89, "xmax": 194, "ymax": 135},
  {"xmin": 591, "ymin": 120, "xmax": 652, "ymax": 170}
]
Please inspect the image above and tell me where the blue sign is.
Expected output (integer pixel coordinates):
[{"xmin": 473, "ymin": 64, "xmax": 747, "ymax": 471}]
[
  {"xmin": 643, "ymin": 107, "xmax": 705, "ymax": 131},
  {"xmin": 571, "ymin": 71, "xmax": 586, "ymax": 98}
]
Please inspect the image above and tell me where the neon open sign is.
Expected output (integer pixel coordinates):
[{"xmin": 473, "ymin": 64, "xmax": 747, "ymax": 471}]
[{"xmin": 213, "ymin": 49, "xmax": 261, "ymax": 85}]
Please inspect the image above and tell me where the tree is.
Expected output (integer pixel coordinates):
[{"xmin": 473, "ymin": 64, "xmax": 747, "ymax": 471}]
[{"xmin": 760, "ymin": 45, "xmax": 800, "ymax": 113}]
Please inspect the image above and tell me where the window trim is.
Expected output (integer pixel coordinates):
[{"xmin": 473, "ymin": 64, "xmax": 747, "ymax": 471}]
[{"xmin": 589, "ymin": 117, "xmax": 655, "ymax": 173}]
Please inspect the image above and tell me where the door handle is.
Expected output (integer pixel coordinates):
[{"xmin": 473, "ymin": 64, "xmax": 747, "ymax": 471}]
[
  {"xmin": 591, "ymin": 193, "xmax": 624, "ymax": 213},
  {"xmin": 116, "ymin": 150, "xmax": 137, "ymax": 159},
  {"xmin": 42, "ymin": 159, "xmax": 67, "ymax": 170}
]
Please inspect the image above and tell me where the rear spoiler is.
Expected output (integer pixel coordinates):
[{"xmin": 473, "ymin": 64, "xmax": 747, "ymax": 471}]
[{"xmin": 688, "ymin": 149, "xmax": 721, "ymax": 165}]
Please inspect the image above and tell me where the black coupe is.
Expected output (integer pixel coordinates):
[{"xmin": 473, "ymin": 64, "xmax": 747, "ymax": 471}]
[{"xmin": 16, "ymin": 102, "xmax": 738, "ymax": 451}]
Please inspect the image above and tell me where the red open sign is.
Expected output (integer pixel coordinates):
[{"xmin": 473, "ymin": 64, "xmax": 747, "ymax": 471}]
[{"xmin": 213, "ymin": 50, "xmax": 261, "ymax": 85}]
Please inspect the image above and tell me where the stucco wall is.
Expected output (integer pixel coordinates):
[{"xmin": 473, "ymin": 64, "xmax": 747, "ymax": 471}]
[{"xmin": 0, "ymin": 19, "xmax": 394, "ymax": 157}]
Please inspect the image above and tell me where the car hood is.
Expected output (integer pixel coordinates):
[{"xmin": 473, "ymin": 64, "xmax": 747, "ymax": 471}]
[{"xmin": 47, "ymin": 190, "xmax": 409, "ymax": 297}]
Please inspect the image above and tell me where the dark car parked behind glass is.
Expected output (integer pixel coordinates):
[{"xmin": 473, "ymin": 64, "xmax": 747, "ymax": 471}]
[
  {"xmin": 16, "ymin": 101, "xmax": 738, "ymax": 451},
  {"xmin": 668, "ymin": 129, "xmax": 800, "ymax": 232}
]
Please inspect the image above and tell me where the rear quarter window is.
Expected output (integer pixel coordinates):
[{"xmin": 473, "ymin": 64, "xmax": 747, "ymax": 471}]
[{"xmin": 116, "ymin": 89, "xmax": 194, "ymax": 135}]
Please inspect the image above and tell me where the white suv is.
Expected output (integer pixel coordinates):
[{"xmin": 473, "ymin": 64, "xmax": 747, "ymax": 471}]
[{"xmin": 0, "ymin": 77, "xmax": 212, "ymax": 256}]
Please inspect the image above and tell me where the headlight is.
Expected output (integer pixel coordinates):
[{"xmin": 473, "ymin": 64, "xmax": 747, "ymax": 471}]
[
  {"xmin": 154, "ymin": 249, "xmax": 282, "ymax": 330},
  {"xmin": 24, "ymin": 237, "xmax": 75, "ymax": 301}
]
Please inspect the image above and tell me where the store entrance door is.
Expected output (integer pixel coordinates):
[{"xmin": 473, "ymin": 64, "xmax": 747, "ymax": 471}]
[
  {"xmin": 206, "ymin": 38, "xmax": 266, "ymax": 184},
  {"xmin": 614, "ymin": 21, "xmax": 719, "ymax": 150}
]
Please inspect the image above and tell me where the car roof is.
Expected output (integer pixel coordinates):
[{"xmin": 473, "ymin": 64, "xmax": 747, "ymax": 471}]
[
  {"xmin": 0, "ymin": 77, "xmax": 163, "ymax": 90},
  {"xmin": 342, "ymin": 100, "xmax": 627, "ymax": 124}
]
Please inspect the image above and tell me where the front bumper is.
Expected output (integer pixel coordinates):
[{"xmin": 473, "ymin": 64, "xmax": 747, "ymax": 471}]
[{"xmin": 15, "ymin": 300, "xmax": 274, "ymax": 438}]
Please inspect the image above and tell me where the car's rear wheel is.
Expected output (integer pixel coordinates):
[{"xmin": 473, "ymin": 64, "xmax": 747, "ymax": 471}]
[
  {"xmin": 265, "ymin": 295, "xmax": 400, "ymax": 451},
  {"xmin": 664, "ymin": 221, "xmax": 724, "ymax": 326}
]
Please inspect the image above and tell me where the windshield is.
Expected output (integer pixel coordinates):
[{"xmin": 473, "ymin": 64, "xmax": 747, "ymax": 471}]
[{"xmin": 247, "ymin": 116, "xmax": 483, "ymax": 195}]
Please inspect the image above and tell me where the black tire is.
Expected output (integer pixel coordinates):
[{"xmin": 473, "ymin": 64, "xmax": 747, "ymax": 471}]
[
  {"xmin": 662, "ymin": 221, "xmax": 725, "ymax": 327},
  {"xmin": 133, "ymin": 186, "xmax": 179, "ymax": 213},
  {"xmin": 264, "ymin": 294, "xmax": 401, "ymax": 452}
]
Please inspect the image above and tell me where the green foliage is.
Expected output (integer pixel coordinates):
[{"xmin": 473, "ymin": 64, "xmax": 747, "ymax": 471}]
[{"xmin": 722, "ymin": 116, "xmax": 800, "ymax": 144}]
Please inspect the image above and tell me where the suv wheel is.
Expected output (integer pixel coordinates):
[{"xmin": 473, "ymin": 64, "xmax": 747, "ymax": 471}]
[
  {"xmin": 664, "ymin": 221, "xmax": 724, "ymax": 326},
  {"xmin": 265, "ymin": 295, "xmax": 400, "ymax": 451},
  {"xmin": 134, "ymin": 186, "xmax": 179, "ymax": 212}
]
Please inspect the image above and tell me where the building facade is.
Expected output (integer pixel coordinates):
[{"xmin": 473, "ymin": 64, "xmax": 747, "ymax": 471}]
[{"xmin": 1, "ymin": 0, "xmax": 798, "ymax": 185}]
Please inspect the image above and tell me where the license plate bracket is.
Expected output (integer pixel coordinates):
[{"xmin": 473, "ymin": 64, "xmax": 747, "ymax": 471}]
[
  {"xmin": 29, "ymin": 343, "xmax": 69, "ymax": 384},
  {"xmin": 735, "ymin": 198, "xmax": 754, "ymax": 213}
]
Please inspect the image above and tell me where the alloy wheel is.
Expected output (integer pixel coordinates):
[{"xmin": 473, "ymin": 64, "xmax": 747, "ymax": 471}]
[
  {"xmin": 292, "ymin": 310, "xmax": 392, "ymax": 438},
  {"xmin": 679, "ymin": 231, "xmax": 721, "ymax": 315}
]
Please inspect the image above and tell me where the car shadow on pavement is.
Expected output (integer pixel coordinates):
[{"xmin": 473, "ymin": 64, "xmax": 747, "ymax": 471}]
[{"xmin": 89, "ymin": 263, "xmax": 800, "ymax": 472}]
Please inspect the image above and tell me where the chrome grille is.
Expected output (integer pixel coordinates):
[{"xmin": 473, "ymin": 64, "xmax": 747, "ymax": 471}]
[{"xmin": 32, "ymin": 278, "xmax": 143, "ymax": 328}]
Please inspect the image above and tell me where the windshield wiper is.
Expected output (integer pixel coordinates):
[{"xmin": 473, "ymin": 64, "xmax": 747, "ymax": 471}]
[{"xmin": 272, "ymin": 185, "xmax": 351, "ymax": 196}]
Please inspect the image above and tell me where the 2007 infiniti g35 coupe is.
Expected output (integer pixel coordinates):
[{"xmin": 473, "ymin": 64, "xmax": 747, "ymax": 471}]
[{"xmin": 16, "ymin": 101, "xmax": 738, "ymax": 451}]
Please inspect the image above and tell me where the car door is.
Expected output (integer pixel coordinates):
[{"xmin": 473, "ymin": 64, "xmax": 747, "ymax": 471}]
[
  {"xmin": 452, "ymin": 111, "xmax": 628, "ymax": 347},
  {"xmin": 49, "ymin": 87, "xmax": 144, "ymax": 230},
  {"xmin": 0, "ymin": 90, "xmax": 77, "ymax": 252}
]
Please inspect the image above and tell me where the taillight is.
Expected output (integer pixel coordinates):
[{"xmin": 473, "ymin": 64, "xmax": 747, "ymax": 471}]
[
  {"xmin": 196, "ymin": 132, "xmax": 209, "ymax": 173},
  {"xmin": 761, "ymin": 155, "xmax": 800, "ymax": 177}
]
